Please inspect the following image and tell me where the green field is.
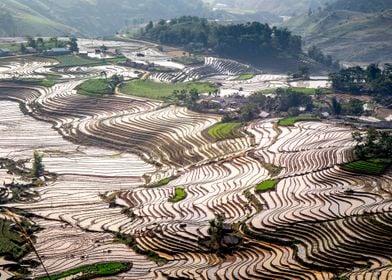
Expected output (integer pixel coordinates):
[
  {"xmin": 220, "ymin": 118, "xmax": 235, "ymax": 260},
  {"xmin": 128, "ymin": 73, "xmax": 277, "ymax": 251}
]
[
  {"xmin": 0, "ymin": 43, "xmax": 21, "ymax": 53},
  {"xmin": 4, "ymin": 78, "xmax": 57, "ymax": 88},
  {"xmin": 291, "ymin": 87, "xmax": 317, "ymax": 95},
  {"xmin": 37, "ymin": 262, "xmax": 132, "ymax": 280},
  {"xmin": 119, "ymin": 79, "xmax": 217, "ymax": 100},
  {"xmin": 77, "ymin": 79, "xmax": 113, "ymax": 96},
  {"xmin": 207, "ymin": 122, "xmax": 243, "ymax": 140},
  {"xmin": 255, "ymin": 179, "xmax": 280, "ymax": 193},
  {"xmin": 169, "ymin": 187, "xmax": 187, "ymax": 203},
  {"xmin": 278, "ymin": 116, "xmax": 319, "ymax": 126},
  {"xmin": 53, "ymin": 55, "xmax": 126, "ymax": 68},
  {"xmin": 236, "ymin": 73, "xmax": 254, "ymax": 80},
  {"xmin": 0, "ymin": 40, "xmax": 69, "ymax": 54},
  {"xmin": 342, "ymin": 159, "xmax": 391, "ymax": 175},
  {"xmin": 149, "ymin": 176, "xmax": 178, "ymax": 188}
]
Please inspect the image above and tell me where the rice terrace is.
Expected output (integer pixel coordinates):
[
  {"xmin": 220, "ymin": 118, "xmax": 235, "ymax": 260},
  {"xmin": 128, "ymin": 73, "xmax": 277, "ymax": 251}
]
[{"xmin": 0, "ymin": 1, "xmax": 391, "ymax": 279}]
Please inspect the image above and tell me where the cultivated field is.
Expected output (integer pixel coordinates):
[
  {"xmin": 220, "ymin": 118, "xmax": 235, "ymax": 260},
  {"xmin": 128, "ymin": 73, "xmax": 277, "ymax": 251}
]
[{"xmin": 0, "ymin": 39, "xmax": 391, "ymax": 280}]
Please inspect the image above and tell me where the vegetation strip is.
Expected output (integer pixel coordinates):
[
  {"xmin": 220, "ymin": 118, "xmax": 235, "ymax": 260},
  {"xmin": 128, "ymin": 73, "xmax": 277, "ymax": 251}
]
[
  {"xmin": 236, "ymin": 73, "xmax": 254, "ymax": 80},
  {"xmin": 207, "ymin": 122, "xmax": 242, "ymax": 140},
  {"xmin": 278, "ymin": 116, "xmax": 319, "ymax": 126},
  {"xmin": 119, "ymin": 79, "xmax": 217, "ymax": 100},
  {"xmin": 342, "ymin": 159, "xmax": 391, "ymax": 175},
  {"xmin": 53, "ymin": 55, "xmax": 126, "ymax": 68},
  {"xmin": 36, "ymin": 262, "xmax": 132, "ymax": 280}
]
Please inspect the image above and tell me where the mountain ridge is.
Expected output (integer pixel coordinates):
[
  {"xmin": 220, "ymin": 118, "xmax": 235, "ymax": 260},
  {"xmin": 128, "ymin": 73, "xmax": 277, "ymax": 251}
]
[{"xmin": 284, "ymin": 0, "xmax": 392, "ymax": 64}]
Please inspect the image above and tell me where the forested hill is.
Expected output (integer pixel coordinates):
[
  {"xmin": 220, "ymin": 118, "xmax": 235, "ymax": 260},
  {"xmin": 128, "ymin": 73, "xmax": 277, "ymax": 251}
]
[
  {"xmin": 139, "ymin": 16, "xmax": 316, "ymax": 71},
  {"xmin": 286, "ymin": 0, "xmax": 392, "ymax": 64},
  {"xmin": 325, "ymin": 0, "xmax": 392, "ymax": 13},
  {"xmin": 0, "ymin": 0, "xmax": 209, "ymax": 37}
]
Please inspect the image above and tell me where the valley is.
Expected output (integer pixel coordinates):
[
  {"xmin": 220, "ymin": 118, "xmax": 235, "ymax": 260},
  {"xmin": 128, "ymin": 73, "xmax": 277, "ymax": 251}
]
[{"xmin": 0, "ymin": 37, "xmax": 391, "ymax": 280}]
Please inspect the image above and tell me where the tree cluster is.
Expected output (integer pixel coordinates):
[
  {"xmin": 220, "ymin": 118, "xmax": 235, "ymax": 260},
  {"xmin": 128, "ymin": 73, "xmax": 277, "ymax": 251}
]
[
  {"xmin": 352, "ymin": 128, "xmax": 392, "ymax": 160},
  {"xmin": 329, "ymin": 64, "xmax": 392, "ymax": 108},
  {"xmin": 307, "ymin": 45, "xmax": 339, "ymax": 69},
  {"xmin": 233, "ymin": 88, "xmax": 314, "ymax": 122},
  {"xmin": 109, "ymin": 74, "xmax": 124, "ymax": 91},
  {"xmin": 140, "ymin": 16, "xmax": 302, "ymax": 60},
  {"xmin": 173, "ymin": 88, "xmax": 200, "ymax": 109},
  {"xmin": 21, "ymin": 37, "xmax": 78, "ymax": 53},
  {"xmin": 331, "ymin": 97, "xmax": 364, "ymax": 116}
]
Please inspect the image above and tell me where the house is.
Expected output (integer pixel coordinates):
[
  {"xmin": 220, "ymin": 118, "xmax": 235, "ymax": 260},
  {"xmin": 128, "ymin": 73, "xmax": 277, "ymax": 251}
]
[
  {"xmin": 25, "ymin": 47, "xmax": 37, "ymax": 54},
  {"xmin": 79, "ymin": 50, "xmax": 89, "ymax": 57},
  {"xmin": 0, "ymin": 48, "xmax": 10, "ymax": 57},
  {"xmin": 44, "ymin": 47, "xmax": 72, "ymax": 56}
]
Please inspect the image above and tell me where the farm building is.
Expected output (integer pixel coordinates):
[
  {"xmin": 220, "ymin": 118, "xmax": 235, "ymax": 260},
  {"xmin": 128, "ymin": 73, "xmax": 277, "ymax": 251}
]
[
  {"xmin": 0, "ymin": 48, "xmax": 10, "ymax": 57},
  {"xmin": 44, "ymin": 47, "xmax": 72, "ymax": 56}
]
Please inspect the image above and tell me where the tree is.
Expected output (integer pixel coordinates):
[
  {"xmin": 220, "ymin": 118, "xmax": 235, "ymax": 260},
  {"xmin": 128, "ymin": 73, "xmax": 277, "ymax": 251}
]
[
  {"xmin": 68, "ymin": 37, "xmax": 78, "ymax": 52},
  {"xmin": 36, "ymin": 37, "xmax": 45, "ymax": 50},
  {"xmin": 331, "ymin": 97, "xmax": 341, "ymax": 115},
  {"xmin": 298, "ymin": 65, "xmax": 310, "ymax": 79},
  {"xmin": 342, "ymin": 99, "xmax": 363, "ymax": 116},
  {"xmin": 49, "ymin": 37, "xmax": 58, "ymax": 48},
  {"xmin": 109, "ymin": 74, "xmax": 124, "ymax": 92},
  {"xmin": 239, "ymin": 103, "xmax": 259, "ymax": 122},
  {"xmin": 145, "ymin": 21, "xmax": 154, "ymax": 32},
  {"xmin": 365, "ymin": 64, "xmax": 381, "ymax": 82},
  {"xmin": 32, "ymin": 151, "xmax": 44, "ymax": 178},
  {"xmin": 20, "ymin": 43, "xmax": 26, "ymax": 53},
  {"xmin": 208, "ymin": 213, "xmax": 226, "ymax": 252},
  {"xmin": 26, "ymin": 36, "xmax": 36, "ymax": 48},
  {"xmin": 189, "ymin": 88, "xmax": 199, "ymax": 102}
]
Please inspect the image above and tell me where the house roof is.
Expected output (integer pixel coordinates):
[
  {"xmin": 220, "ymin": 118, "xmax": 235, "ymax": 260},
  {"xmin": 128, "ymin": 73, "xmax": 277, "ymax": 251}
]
[{"xmin": 51, "ymin": 48, "xmax": 70, "ymax": 52}]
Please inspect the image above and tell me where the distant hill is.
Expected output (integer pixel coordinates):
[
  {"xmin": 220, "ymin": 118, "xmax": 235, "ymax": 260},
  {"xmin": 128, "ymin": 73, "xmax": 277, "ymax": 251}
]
[
  {"xmin": 203, "ymin": 0, "xmax": 332, "ymax": 16},
  {"xmin": 0, "ymin": 0, "xmax": 210, "ymax": 37},
  {"xmin": 285, "ymin": 0, "xmax": 392, "ymax": 64}
]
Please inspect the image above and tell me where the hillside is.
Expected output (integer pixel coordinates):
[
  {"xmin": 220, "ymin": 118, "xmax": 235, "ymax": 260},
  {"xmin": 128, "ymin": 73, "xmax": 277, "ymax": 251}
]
[
  {"xmin": 0, "ymin": 0, "xmax": 77, "ymax": 36},
  {"xmin": 138, "ymin": 16, "xmax": 333, "ymax": 73},
  {"xmin": 0, "ymin": 0, "xmax": 209, "ymax": 37},
  {"xmin": 203, "ymin": 0, "xmax": 332, "ymax": 16},
  {"xmin": 285, "ymin": 0, "xmax": 392, "ymax": 64}
]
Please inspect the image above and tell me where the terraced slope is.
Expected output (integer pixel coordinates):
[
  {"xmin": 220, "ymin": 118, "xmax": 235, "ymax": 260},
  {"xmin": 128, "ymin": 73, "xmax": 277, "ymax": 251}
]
[{"xmin": 0, "ymin": 53, "xmax": 391, "ymax": 279}]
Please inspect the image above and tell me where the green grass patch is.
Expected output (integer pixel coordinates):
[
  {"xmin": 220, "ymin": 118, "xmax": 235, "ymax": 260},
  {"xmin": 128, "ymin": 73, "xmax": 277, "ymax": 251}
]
[
  {"xmin": 149, "ymin": 176, "xmax": 178, "ymax": 188},
  {"xmin": 236, "ymin": 73, "xmax": 254, "ymax": 80},
  {"xmin": 119, "ymin": 79, "xmax": 217, "ymax": 100},
  {"xmin": 291, "ymin": 87, "xmax": 317, "ymax": 95},
  {"xmin": 0, "ymin": 43, "xmax": 20, "ymax": 53},
  {"xmin": 342, "ymin": 158, "xmax": 391, "ymax": 175},
  {"xmin": 53, "ymin": 55, "xmax": 126, "ymax": 68},
  {"xmin": 207, "ymin": 122, "xmax": 243, "ymax": 140},
  {"xmin": 255, "ymin": 179, "xmax": 280, "ymax": 193},
  {"xmin": 36, "ymin": 262, "xmax": 132, "ymax": 280},
  {"xmin": 34, "ymin": 79, "xmax": 56, "ymax": 87},
  {"xmin": 278, "ymin": 116, "xmax": 319, "ymax": 126},
  {"xmin": 169, "ymin": 187, "xmax": 187, "ymax": 203},
  {"xmin": 76, "ymin": 78, "xmax": 113, "ymax": 96}
]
